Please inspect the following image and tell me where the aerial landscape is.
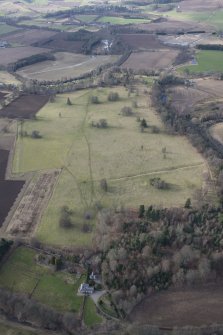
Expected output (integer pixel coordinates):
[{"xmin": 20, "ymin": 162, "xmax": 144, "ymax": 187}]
[{"xmin": 1, "ymin": 0, "xmax": 223, "ymax": 334}]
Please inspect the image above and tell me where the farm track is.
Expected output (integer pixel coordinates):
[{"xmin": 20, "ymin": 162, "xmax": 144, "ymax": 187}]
[{"xmin": 104, "ymin": 162, "xmax": 205, "ymax": 182}]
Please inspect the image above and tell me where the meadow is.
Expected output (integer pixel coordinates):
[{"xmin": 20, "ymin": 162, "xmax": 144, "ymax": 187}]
[
  {"xmin": 12, "ymin": 85, "xmax": 205, "ymax": 247},
  {"xmin": 0, "ymin": 24, "xmax": 19, "ymax": 36},
  {"xmin": 97, "ymin": 16, "xmax": 150, "ymax": 25},
  {"xmin": 179, "ymin": 50, "xmax": 223, "ymax": 73},
  {"xmin": 0, "ymin": 246, "xmax": 102, "ymax": 326}
]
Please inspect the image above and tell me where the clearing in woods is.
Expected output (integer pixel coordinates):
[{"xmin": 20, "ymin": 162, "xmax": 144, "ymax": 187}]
[{"xmin": 12, "ymin": 86, "xmax": 205, "ymax": 247}]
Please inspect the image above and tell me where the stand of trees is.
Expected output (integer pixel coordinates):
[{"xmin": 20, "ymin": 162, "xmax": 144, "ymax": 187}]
[{"xmin": 95, "ymin": 204, "xmax": 223, "ymax": 315}]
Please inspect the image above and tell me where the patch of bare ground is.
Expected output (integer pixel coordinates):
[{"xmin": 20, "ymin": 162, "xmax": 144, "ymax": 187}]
[
  {"xmin": 129, "ymin": 283, "xmax": 223, "ymax": 327},
  {"xmin": 4, "ymin": 29, "xmax": 57, "ymax": 46},
  {"xmin": 0, "ymin": 95, "xmax": 49, "ymax": 119},
  {"xmin": 6, "ymin": 171, "xmax": 60, "ymax": 236},
  {"xmin": 0, "ymin": 47, "xmax": 51, "ymax": 67},
  {"xmin": 118, "ymin": 34, "xmax": 165, "ymax": 50},
  {"xmin": 122, "ymin": 49, "xmax": 179, "ymax": 70}
]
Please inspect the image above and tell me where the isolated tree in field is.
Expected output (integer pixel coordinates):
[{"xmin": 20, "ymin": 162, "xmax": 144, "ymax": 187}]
[
  {"xmin": 184, "ymin": 198, "xmax": 191, "ymax": 208},
  {"xmin": 132, "ymin": 100, "xmax": 138, "ymax": 108},
  {"xmin": 49, "ymin": 95, "xmax": 55, "ymax": 103},
  {"xmin": 67, "ymin": 97, "xmax": 72, "ymax": 105},
  {"xmin": 138, "ymin": 205, "xmax": 145, "ymax": 218},
  {"xmin": 31, "ymin": 130, "xmax": 42, "ymax": 139},
  {"xmin": 59, "ymin": 206, "xmax": 72, "ymax": 229},
  {"xmin": 91, "ymin": 96, "xmax": 99, "ymax": 104},
  {"xmin": 140, "ymin": 118, "xmax": 148, "ymax": 128},
  {"xmin": 108, "ymin": 92, "xmax": 119, "ymax": 102},
  {"xmin": 121, "ymin": 106, "xmax": 133, "ymax": 116},
  {"xmin": 100, "ymin": 178, "xmax": 108, "ymax": 192}
]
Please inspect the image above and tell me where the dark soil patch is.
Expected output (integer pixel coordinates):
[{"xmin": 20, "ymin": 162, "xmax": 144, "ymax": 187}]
[
  {"xmin": 34, "ymin": 32, "xmax": 85, "ymax": 53},
  {"xmin": 0, "ymin": 180, "xmax": 25, "ymax": 226},
  {"xmin": 129, "ymin": 283, "xmax": 223, "ymax": 327},
  {"xmin": 0, "ymin": 149, "xmax": 9, "ymax": 179},
  {"xmin": 118, "ymin": 34, "xmax": 164, "ymax": 50},
  {"xmin": 0, "ymin": 149, "xmax": 24, "ymax": 227},
  {"xmin": 0, "ymin": 95, "xmax": 49, "ymax": 119}
]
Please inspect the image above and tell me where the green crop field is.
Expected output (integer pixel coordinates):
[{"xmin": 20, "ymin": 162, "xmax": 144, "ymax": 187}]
[
  {"xmin": 97, "ymin": 16, "xmax": 150, "ymax": 24},
  {"xmin": 13, "ymin": 86, "xmax": 204, "ymax": 247},
  {"xmin": 0, "ymin": 24, "xmax": 19, "ymax": 36},
  {"xmin": 165, "ymin": 9, "xmax": 223, "ymax": 30},
  {"xmin": 0, "ymin": 247, "xmax": 84, "ymax": 313},
  {"xmin": 179, "ymin": 50, "xmax": 223, "ymax": 73}
]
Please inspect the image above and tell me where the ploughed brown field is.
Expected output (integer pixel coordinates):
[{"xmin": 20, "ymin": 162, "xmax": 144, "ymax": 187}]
[
  {"xmin": 118, "ymin": 34, "xmax": 165, "ymax": 50},
  {"xmin": 122, "ymin": 49, "xmax": 179, "ymax": 70},
  {"xmin": 0, "ymin": 95, "xmax": 49, "ymax": 119},
  {"xmin": 0, "ymin": 149, "xmax": 24, "ymax": 226},
  {"xmin": 129, "ymin": 284, "xmax": 223, "ymax": 327},
  {"xmin": 0, "ymin": 46, "xmax": 51, "ymax": 66},
  {"xmin": 4, "ymin": 29, "xmax": 57, "ymax": 46},
  {"xmin": 34, "ymin": 32, "xmax": 85, "ymax": 53}
]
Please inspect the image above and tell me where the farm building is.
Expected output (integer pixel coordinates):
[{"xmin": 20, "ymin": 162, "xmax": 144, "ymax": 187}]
[{"xmin": 78, "ymin": 283, "xmax": 94, "ymax": 295}]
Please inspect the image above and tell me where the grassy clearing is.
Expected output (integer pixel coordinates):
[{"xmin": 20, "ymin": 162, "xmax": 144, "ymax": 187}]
[
  {"xmin": 97, "ymin": 16, "xmax": 150, "ymax": 24},
  {"xmin": 84, "ymin": 297, "xmax": 103, "ymax": 327},
  {"xmin": 13, "ymin": 86, "xmax": 204, "ymax": 247},
  {"xmin": 165, "ymin": 9, "xmax": 223, "ymax": 30},
  {"xmin": 75, "ymin": 15, "xmax": 98, "ymax": 23},
  {"xmin": 0, "ymin": 24, "xmax": 19, "ymax": 36},
  {"xmin": 179, "ymin": 50, "xmax": 223, "ymax": 73},
  {"xmin": 0, "ymin": 246, "xmax": 85, "ymax": 313}
]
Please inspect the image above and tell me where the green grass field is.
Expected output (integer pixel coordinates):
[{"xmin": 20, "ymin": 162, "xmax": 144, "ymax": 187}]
[
  {"xmin": 97, "ymin": 16, "xmax": 150, "ymax": 25},
  {"xmin": 179, "ymin": 50, "xmax": 223, "ymax": 73},
  {"xmin": 0, "ymin": 247, "xmax": 84, "ymax": 313},
  {"xmin": 84, "ymin": 297, "xmax": 102, "ymax": 326},
  {"xmin": 165, "ymin": 9, "xmax": 223, "ymax": 30},
  {"xmin": 13, "ymin": 86, "xmax": 204, "ymax": 247},
  {"xmin": 0, "ymin": 24, "xmax": 19, "ymax": 36}
]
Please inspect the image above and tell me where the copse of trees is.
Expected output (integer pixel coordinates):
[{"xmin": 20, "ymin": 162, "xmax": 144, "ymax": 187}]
[
  {"xmin": 0, "ymin": 239, "xmax": 13, "ymax": 262},
  {"xmin": 95, "ymin": 204, "xmax": 223, "ymax": 315},
  {"xmin": 0, "ymin": 288, "xmax": 80, "ymax": 334},
  {"xmin": 59, "ymin": 206, "xmax": 73, "ymax": 229},
  {"xmin": 121, "ymin": 106, "xmax": 133, "ymax": 116},
  {"xmin": 7, "ymin": 53, "xmax": 55, "ymax": 72}
]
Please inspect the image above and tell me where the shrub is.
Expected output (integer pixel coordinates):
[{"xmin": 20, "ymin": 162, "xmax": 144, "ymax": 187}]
[{"xmin": 108, "ymin": 92, "xmax": 119, "ymax": 101}]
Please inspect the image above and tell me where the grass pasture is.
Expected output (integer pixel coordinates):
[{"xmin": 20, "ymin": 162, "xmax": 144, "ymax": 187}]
[
  {"xmin": 179, "ymin": 50, "xmax": 223, "ymax": 74},
  {"xmin": 0, "ymin": 24, "xmax": 19, "ymax": 36},
  {"xmin": 97, "ymin": 16, "xmax": 150, "ymax": 25},
  {"xmin": 12, "ymin": 86, "xmax": 205, "ymax": 247},
  {"xmin": 0, "ymin": 246, "xmax": 84, "ymax": 313}
]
